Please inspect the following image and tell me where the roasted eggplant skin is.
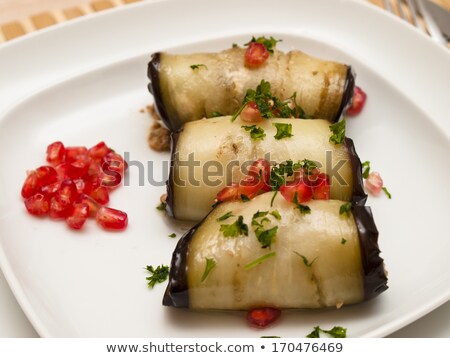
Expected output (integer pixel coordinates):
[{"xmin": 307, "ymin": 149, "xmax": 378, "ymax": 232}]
[
  {"xmin": 163, "ymin": 193, "xmax": 388, "ymax": 310},
  {"xmin": 166, "ymin": 116, "xmax": 367, "ymax": 221},
  {"xmin": 148, "ymin": 47, "xmax": 355, "ymax": 130}
]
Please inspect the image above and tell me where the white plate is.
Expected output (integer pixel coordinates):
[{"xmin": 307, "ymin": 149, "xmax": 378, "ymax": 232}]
[{"xmin": 0, "ymin": 0, "xmax": 449, "ymax": 338}]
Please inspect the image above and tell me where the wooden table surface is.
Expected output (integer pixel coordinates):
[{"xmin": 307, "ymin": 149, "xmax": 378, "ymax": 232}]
[{"xmin": 0, "ymin": 0, "xmax": 449, "ymax": 43}]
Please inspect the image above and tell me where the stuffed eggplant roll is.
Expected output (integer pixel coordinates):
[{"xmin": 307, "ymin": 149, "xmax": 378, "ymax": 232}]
[
  {"xmin": 167, "ymin": 116, "xmax": 366, "ymax": 221},
  {"xmin": 148, "ymin": 47, "xmax": 354, "ymax": 130},
  {"xmin": 163, "ymin": 192, "xmax": 388, "ymax": 310}
]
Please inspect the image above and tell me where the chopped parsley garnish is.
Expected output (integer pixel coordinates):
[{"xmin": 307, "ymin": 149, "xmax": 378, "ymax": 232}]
[
  {"xmin": 241, "ymin": 125, "xmax": 266, "ymax": 141},
  {"xmin": 341, "ymin": 238, "xmax": 347, "ymax": 245},
  {"xmin": 190, "ymin": 64, "xmax": 208, "ymax": 70},
  {"xmin": 306, "ymin": 326, "xmax": 347, "ymax": 338},
  {"xmin": 270, "ymin": 210, "xmax": 281, "ymax": 220},
  {"xmin": 231, "ymin": 80, "xmax": 307, "ymax": 121},
  {"xmin": 273, "ymin": 122, "xmax": 293, "ymax": 140},
  {"xmin": 145, "ymin": 265, "xmax": 169, "ymax": 288},
  {"xmin": 329, "ymin": 118, "xmax": 346, "ymax": 145},
  {"xmin": 382, "ymin": 186, "xmax": 392, "ymax": 199},
  {"xmin": 168, "ymin": 233, "xmax": 176, "ymax": 238},
  {"xmin": 211, "ymin": 111, "xmax": 224, "ymax": 117},
  {"xmin": 241, "ymin": 194, "xmax": 250, "ymax": 202},
  {"xmin": 245, "ymin": 252, "xmax": 276, "ymax": 270},
  {"xmin": 232, "ymin": 43, "xmax": 238, "ymax": 48},
  {"xmin": 220, "ymin": 215, "xmax": 249, "ymax": 238},
  {"xmin": 201, "ymin": 258, "xmax": 216, "ymax": 282},
  {"xmin": 251, "ymin": 211, "xmax": 278, "ymax": 248},
  {"xmin": 217, "ymin": 211, "xmax": 234, "ymax": 222},
  {"xmin": 293, "ymin": 192, "xmax": 311, "ymax": 215},
  {"xmin": 361, "ymin": 160, "xmax": 371, "ymax": 179},
  {"xmin": 156, "ymin": 202, "xmax": 167, "ymax": 211},
  {"xmin": 255, "ymin": 226, "xmax": 278, "ymax": 249},
  {"xmin": 339, "ymin": 202, "xmax": 352, "ymax": 217},
  {"xmin": 244, "ymin": 36, "xmax": 282, "ymax": 54},
  {"xmin": 270, "ymin": 191, "xmax": 278, "ymax": 206},
  {"xmin": 269, "ymin": 159, "xmax": 318, "ymax": 191},
  {"xmin": 294, "ymin": 251, "xmax": 317, "ymax": 267}
]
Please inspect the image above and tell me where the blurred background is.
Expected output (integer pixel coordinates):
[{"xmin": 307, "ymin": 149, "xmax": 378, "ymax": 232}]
[{"xmin": 0, "ymin": 0, "xmax": 449, "ymax": 43}]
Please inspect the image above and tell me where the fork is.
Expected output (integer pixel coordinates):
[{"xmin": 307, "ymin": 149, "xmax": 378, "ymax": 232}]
[{"xmin": 384, "ymin": 0, "xmax": 448, "ymax": 46}]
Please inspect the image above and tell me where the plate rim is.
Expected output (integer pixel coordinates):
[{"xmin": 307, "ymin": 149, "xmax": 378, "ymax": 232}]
[{"xmin": 0, "ymin": 0, "xmax": 449, "ymax": 338}]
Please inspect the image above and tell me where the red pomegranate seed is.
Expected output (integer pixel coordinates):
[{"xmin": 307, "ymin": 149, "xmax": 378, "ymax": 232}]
[
  {"xmin": 49, "ymin": 196, "xmax": 72, "ymax": 219},
  {"xmin": 67, "ymin": 155, "xmax": 91, "ymax": 179},
  {"xmin": 55, "ymin": 162, "xmax": 70, "ymax": 181},
  {"xmin": 65, "ymin": 146, "xmax": 88, "ymax": 162},
  {"xmin": 57, "ymin": 179, "xmax": 78, "ymax": 205},
  {"xmin": 365, "ymin": 171, "xmax": 383, "ymax": 196},
  {"xmin": 21, "ymin": 171, "xmax": 39, "ymax": 198},
  {"xmin": 96, "ymin": 207, "xmax": 128, "ymax": 230},
  {"xmin": 247, "ymin": 307, "xmax": 281, "ymax": 328},
  {"xmin": 35, "ymin": 166, "xmax": 58, "ymax": 187},
  {"xmin": 244, "ymin": 42, "xmax": 269, "ymax": 68},
  {"xmin": 76, "ymin": 194, "xmax": 101, "ymax": 217},
  {"xmin": 46, "ymin": 141, "xmax": 65, "ymax": 166},
  {"xmin": 88, "ymin": 141, "xmax": 111, "ymax": 161},
  {"xmin": 40, "ymin": 181, "xmax": 61, "ymax": 199},
  {"xmin": 24, "ymin": 193, "xmax": 50, "ymax": 216},
  {"xmin": 73, "ymin": 178, "xmax": 86, "ymax": 194},
  {"xmin": 66, "ymin": 203, "xmax": 89, "ymax": 230},
  {"xmin": 240, "ymin": 101, "xmax": 264, "ymax": 123},
  {"xmin": 347, "ymin": 86, "xmax": 367, "ymax": 116},
  {"xmin": 89, "ymin": 186, "xmax": 109, "ymax": 205}
]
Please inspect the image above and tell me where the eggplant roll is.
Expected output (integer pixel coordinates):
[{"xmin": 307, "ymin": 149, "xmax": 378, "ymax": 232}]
[
  {"xmin": 148, "ymin": 47, "xmax": 354, "ymax": 130},
  {"xmin": 164, "ymin": 192, "xmax": 388, "ymax": 310},
  {"xmin": 167, "ymin": 116, "xmax": 366, "ymax": 221}
]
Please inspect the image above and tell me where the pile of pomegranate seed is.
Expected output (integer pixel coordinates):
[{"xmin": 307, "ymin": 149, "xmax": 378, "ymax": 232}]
[{"xmin": 21, "ymin": 141, "xmax": 128, "ymax": 230}]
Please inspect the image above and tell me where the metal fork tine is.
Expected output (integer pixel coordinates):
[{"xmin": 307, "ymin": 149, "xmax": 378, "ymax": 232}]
[
  {"xmin": 396, "ymin": 0, "xmax": 408, "ymax": 20},
  {"xmin": 384, "ymin": 0, "xmax": 393, "ymax": 13},
  {"xmin": 413, "ymin": 0, "xmax": 448, "ymax": 45},
  {"xmin": 406, "ymin": 0, "xmax": 426, "ymax": 32},
  {"xmin": 405, "ymin": 0, "xmax": 421, "ymax": 28}
]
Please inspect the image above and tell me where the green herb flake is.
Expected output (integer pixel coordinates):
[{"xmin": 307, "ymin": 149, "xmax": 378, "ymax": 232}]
[
  {"xmin": 273, "ymin": 122, "xmax": 293, "ymax": 140},
  {"xmin": 307, "ymin": 326, "xmax": 347, "ymax": 338},
  {"xmin": 339, "ymin": 202, "xmax": 352, "ymax": 217},
  {"xmin": 201, "ymin": 258, "xmax": 217, "ymax": 282},
  {"xmin": 231, "ymin": 80, "xmax": 307, "ymax": 122},
  {"xmin": 220, "ymin": 215, "xmax": 249, "ymax": 238},
  {"xmin": 211, "ymin": 111, "xmax": 224, "ymax": 118},
  {"xmin": 245, "ymin": 252, "xmax": 276, "ymax": 270},
  {"xmin": 270, "ymin": 191, "xmax": 278, "ymax": 206},
  {"xmin": 156, "ymin": 202, "xmax": 167, "ymax": 211},
  {"xmin": 341, "ymin": 238, "xmax": 347, "ymax": 245},
  {"xmin": 217, "ymin": 211, "xmax": 234, "ymax": 222},
  {"xmin": 145, "ymin": 265, "xmax": 169, "ymax": 288},
  {"xmin": 294, "ymin": 251, "xmax": 317, "ymax": 267},
  {"xmin": 232, "ymin": 43, "xmax": 238, "ymax": 48},
  {"xmin": 190, "ymin": 64, "xmax": 208, "ymax": 70},
  {"xmin": 329, "ymin": 118, "xmax": 346, "ymax": 145},
  {"xmin": 293, "ymin": 192, "xmax": 311, "ymax": 215},
  {"xmin": 241, "ymin": 194, "xmax": 250, "ymax": 202},
  {"xmin": 241, "ymin": 125, "xmax": 266, "ymax": 141},
  {"xmin": 244, "ymin": 36, "xmax": 282, "ymax": 54},
  {"xmin": 255, "ymin": 226, "xmax": 278, "ymax": 249},
  {"xmin": 361, "ymin": 161, "xmax": 371, "ymax": 179},
  {"xmin": 382, "ymin": 186, "xmax": 392, "ymax": 199},
  {"xmin": 168, "ymin": 233, "xmax": 176, "ymax": 238},
  {"xmin": 270, "ymin": 210, "xmax": 281, "ymax": 220},
  {"xmin": 306, "ymin": 326, "xmax": 345, "ymax": 338}
]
